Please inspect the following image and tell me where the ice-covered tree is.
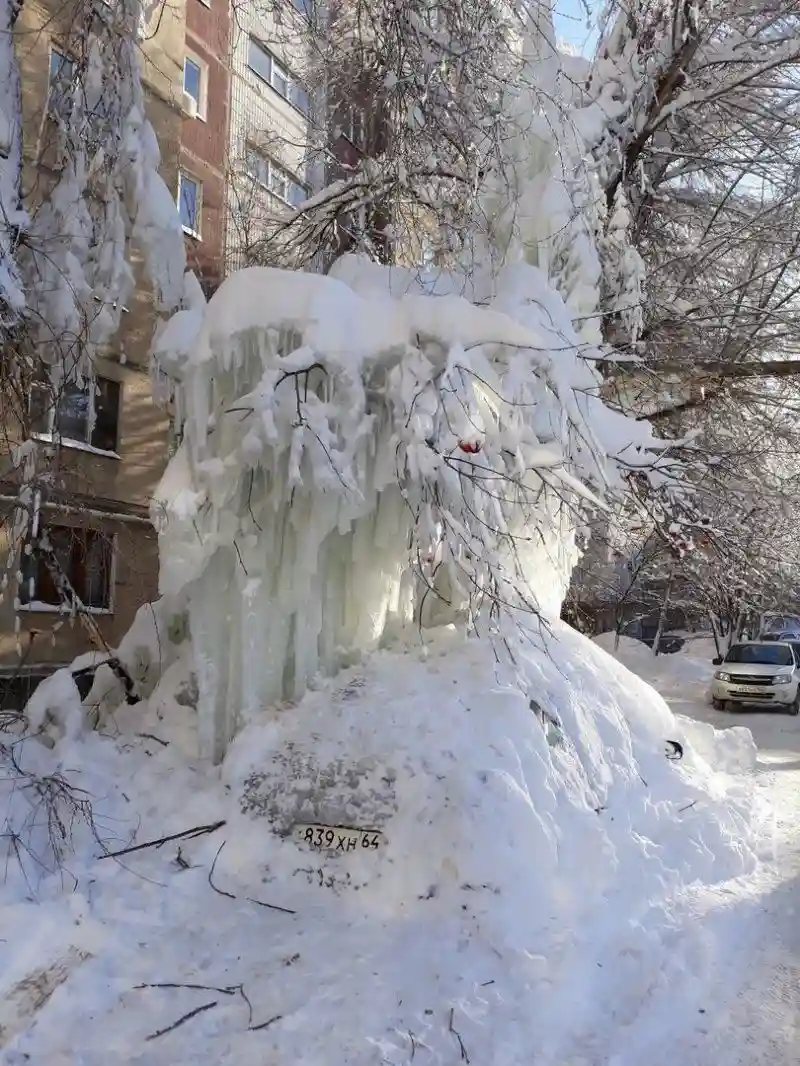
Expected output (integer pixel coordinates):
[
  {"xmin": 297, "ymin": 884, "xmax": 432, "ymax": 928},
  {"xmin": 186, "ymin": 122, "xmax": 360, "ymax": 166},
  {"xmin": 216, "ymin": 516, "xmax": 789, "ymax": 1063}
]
[
  {"xmin": 589, "ymin": 0, "xmax": 800, "ymax": 377},
  {"xmin": 139, "ymin": 4, "xmax": 698, "ymax": 762}
]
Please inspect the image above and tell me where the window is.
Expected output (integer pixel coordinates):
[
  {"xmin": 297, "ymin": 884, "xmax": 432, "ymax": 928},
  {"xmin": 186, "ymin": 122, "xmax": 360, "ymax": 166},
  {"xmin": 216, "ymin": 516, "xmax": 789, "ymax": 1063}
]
[
  {"xmin": 30, "ymin": 375, "xmax": 121, "ymax": 453},
  {"xmin": 178, "ymin": 171, "xmax": 202, "ymax": 235},
  {"xmin": 245, "ymin": 147, "xmax": 309, "ymax": 208},
  {"xmin": 183, "ymin": 55, "xmax": 207, "ymax": 119},
  {"xmin": 48, "ymin": 48, "xmax": 75, "ymax": 119},
  {"xmin": 724, "ymin": 644, "xmax": 793, "ymax": 666},
  {"xmin": 341, "ymin": 104, "xmax": 365, "ymax": 148},
  {"xmin": 271, "ymin": 56, "xmax": 289, "ymax": 98},
  {"xmin": 20, "ymin": 526, "xmax": 114, "ymax": 612},
  {"xmin": 246, "ymin": 37, "xmax": 309, "ymax": 115}
]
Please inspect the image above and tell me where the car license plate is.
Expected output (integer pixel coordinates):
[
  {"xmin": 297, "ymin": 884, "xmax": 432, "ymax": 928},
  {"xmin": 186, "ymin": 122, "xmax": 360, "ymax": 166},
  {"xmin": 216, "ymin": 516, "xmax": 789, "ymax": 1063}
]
[
  {"xmin": 294, "ymin": 823, "xmax": 383, "ymax": 853},
  {"xmin": 731, "ymin": 686, "xmax": 769, "ymax": 694}
]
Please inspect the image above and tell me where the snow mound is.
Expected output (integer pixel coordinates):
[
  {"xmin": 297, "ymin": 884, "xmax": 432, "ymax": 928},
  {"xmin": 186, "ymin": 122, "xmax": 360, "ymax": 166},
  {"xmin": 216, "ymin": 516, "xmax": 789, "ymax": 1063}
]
[
  {"xmin": 592, "ymin": 632, "xmax": 717, "ymax": 689},
  {"xmin": 675, "ymin": 718, "xmax": 758, "ymax": 775},
  {"xmin": 0, "ymin": 623, "xmax": 758, "ymax": 1063},
  {"xmin": 224, "ymin": 623, "xmax": 755, "ymax": 920},
  {"xmin": 593, "ymin": 632, "xmax": 758, "ymax": 775}
]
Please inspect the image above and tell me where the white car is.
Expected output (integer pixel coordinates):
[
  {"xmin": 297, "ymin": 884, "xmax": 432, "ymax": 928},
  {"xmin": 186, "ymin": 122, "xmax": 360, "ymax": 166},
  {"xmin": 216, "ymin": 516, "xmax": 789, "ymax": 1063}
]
[{"xmin": 711, "ymin": 641, "xmax": 800, "ymax": 714}]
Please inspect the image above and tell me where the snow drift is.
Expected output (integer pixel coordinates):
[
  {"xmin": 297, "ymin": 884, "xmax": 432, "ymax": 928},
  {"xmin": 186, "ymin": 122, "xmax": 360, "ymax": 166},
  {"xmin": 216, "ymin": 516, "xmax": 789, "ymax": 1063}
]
[{"xmin": 0, "ymin": 620, "xmax": 758, "ymax": 1063}]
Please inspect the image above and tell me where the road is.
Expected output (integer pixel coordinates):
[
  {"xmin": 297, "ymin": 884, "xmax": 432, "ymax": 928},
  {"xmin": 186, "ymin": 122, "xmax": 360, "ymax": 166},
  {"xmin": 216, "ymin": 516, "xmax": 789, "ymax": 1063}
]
[{"xmin": 647, "ymin": 660, "xmax": 800, "ymax": 1064}]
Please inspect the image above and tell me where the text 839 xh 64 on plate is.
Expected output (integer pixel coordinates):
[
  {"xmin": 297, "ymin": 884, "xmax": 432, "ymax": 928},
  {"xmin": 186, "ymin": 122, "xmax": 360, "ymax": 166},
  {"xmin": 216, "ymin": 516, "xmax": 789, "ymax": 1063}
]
[{"xmin": 294, "ymin": 823, "xmax": 383, "ymax": 852}]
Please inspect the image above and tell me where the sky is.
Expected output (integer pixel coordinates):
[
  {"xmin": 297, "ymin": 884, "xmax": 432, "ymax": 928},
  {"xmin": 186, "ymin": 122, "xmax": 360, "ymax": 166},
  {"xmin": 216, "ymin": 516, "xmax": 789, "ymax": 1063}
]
[{"xmin": 552, "ymin": 0, "xmax": 601, "ymax": 56}]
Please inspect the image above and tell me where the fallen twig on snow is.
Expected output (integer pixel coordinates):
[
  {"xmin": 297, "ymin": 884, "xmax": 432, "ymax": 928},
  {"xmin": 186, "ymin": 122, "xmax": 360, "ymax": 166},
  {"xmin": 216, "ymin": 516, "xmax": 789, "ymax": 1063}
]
[
  {"xmin": 137, "ymin": 732, "xmax": 168, "ymax": 747},
  {"xmin": 145, "ymin": 999, "xmax": 218, "ymax": 1040},
  {"xmin": 408, "ymin": 1030, "xmax": 418, "ymax": 1060},
  {"xmin": 208, "ymin": 840, "xmax": 297, "ymax": 914},
  {"xmin": 250, "ymin": 1012, "xmax": 283, "ymax": 1032},
  {"xmin": 678, "ymin": 799, "xmax": 697, "ymax": 813},
  {"xmin": 1, "ymin": 738, "xmax": 100, "ymax": 890},
  {"xmin": 246, "ymin": 894, "xmax": 297, "ymax": 915},
  {"xmin": 235, "ymin": 983, "xmax": 254, "ymax": 1027},
  {"xmin": 208, "ymin": 841, "xmax": 236, "ymax": 899},
  {"xmin": 175, "ymin": 847, "xmax": 192, "ymax": 869},
  {"xmin": 99, "ymin": 820, "xmax": 225, "ymax": 860},
  {"xmin": 135, "ymin": 982, "xmax": 238, "ymax": 995},
  {"xmin": 448, "ymin": 1007, "xmax": 470, "ymax": 1063}
]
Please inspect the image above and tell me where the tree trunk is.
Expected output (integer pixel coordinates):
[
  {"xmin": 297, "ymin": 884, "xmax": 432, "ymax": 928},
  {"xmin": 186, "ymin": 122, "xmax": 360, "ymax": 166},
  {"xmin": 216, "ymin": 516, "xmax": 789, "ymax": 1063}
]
[
  {"xmin": 707, "ymin": 611, "xmax": 722, "ymax": 659},
  {"xmin": 652, "ymin": 574, "xmax": 674, "ymax": 657}
]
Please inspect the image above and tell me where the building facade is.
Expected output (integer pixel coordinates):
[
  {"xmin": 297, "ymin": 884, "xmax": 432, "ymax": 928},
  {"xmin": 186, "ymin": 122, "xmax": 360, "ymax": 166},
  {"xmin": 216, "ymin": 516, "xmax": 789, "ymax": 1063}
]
[
  {"xmin": 226, "ymin": 2, "xmax": 313, "ymax": 271},
  {"xmin": 179, "ymin": 0, "xmax": 231, "ymax": 297},
  {"xmin": 1, "ymin": 0, "xmax": 392, "ymax": 696},
  {"xmin": 0, "ymin": 0, "xmax": 188, "ymax": 688}
]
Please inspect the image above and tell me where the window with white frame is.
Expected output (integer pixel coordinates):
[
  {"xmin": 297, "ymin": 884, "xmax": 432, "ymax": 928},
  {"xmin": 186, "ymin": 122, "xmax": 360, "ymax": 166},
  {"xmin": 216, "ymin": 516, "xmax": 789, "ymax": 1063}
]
[
  {"xmin": 246, "ymin": 37, "xmax": 309, "ymax": 115},
  {"xmin": 30, "ymin": 375, "xmax": 121, "ymax": 454},
  {"xmin": 341, "ymin": 104, "xmax": 365, "ymax": 148},
  {"xmin": 178, "ymin": 170, "xmax": 202, "ymax": 235},
  {"xmin": 20, "ymin": 525, "xmax": 114, "ymax": 612},
  {"xmin": 48, "ymin": 47, "xmax": 75, "ymax": 119},
  {"xmin": 183, "ymin": 54, "xmax": 207, "ymax": 119},
  {"xmin": 245, "ymin": 147, "xmax": 309, "ymax": 208}
]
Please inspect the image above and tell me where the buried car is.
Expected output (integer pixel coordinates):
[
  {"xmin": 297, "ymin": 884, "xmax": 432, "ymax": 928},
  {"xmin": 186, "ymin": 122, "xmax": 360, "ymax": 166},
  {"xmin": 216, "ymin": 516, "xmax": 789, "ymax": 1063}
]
[{"xmin": 711, "ymin": 641, "xmax": 800, "ymax": 714}]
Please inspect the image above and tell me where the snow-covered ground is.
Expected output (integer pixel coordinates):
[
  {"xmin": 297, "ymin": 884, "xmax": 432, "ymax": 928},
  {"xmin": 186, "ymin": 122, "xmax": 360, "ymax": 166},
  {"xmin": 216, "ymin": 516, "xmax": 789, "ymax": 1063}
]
[
  {"xmin": 598, "ymin": 634, "xmax": 800, "ymax": 1064},
  {"xmin": 0, "ymin": 625, "xmax": 796, "ymax": 1064}
]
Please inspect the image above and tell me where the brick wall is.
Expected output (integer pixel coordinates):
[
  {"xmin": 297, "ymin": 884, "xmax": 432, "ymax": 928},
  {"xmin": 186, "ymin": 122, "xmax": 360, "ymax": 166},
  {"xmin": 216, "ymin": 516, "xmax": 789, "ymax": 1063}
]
[
  {"xmin": 3, "ymin": 0, "xmax": 186, "ymax": 671},
  {"xmin": 0, "ymin": 517, "xmax": 161, "ymax": 668},
  {"xmin": 182, "ymin": 0, "xmax": 231, "ymax": 292}
]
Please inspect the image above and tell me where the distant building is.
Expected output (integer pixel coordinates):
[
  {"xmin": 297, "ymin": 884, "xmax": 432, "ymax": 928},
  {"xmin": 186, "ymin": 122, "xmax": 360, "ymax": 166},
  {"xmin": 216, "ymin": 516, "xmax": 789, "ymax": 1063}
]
[{"xmin": 226, "ymin": 2, "xmax": 314, "ymax": 271}]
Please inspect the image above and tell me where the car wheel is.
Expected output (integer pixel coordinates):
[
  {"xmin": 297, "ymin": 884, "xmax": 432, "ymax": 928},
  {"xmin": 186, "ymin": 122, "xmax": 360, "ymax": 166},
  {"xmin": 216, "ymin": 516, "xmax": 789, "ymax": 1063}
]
[
  {"xmin": 788, "ymin": 695, "xmax": 800, "ymax": 716},
  {"xmin": 712, "ymin": 697, "xmax": 725, "ymax": 710}
]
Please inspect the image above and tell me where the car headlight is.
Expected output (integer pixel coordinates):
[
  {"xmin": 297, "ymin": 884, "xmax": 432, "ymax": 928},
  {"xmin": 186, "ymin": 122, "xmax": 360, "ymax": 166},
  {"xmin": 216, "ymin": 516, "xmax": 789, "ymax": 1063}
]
[
  {"xmin": 773, "ymin": 673, "xmax": 793, "ymax": 685},
  {"xmin": 714, "ymin": 670, "xmax": 732, "ymax": 682}
]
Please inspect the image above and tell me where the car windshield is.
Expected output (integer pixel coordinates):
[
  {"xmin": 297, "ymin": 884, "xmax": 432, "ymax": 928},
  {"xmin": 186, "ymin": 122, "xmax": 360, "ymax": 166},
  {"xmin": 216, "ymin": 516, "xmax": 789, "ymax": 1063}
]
[{"xmin": 724, "ymin": 644, "xmax": 793, "ymax": 666}]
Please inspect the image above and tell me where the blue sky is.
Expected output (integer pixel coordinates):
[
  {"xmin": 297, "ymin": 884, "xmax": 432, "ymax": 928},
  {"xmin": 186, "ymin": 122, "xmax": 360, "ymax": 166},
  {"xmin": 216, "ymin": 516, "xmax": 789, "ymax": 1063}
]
[{"xmin": 552, "ymin": 0, "xmax": 600, "ymax": 55}]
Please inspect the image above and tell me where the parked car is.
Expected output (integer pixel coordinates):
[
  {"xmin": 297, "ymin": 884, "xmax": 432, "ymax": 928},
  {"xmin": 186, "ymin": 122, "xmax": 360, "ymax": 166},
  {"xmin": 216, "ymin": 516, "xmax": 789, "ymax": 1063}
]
[
  {"xmin": 640, "ymin": 633, "xmax": 685, "ymax": 654},
  {"xmin": 760, "ymin": 628, "xmax": 800, "ymax": 642},
  {"xmin": 711, "ymin": 641, "xmax": 800, "ymax": 714}
]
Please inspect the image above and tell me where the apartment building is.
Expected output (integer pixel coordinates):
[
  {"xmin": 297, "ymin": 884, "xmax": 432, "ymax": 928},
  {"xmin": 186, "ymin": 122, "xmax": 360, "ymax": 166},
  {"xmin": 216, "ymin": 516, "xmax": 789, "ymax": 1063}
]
[
  {"xmin": 179, "ymin": 0, "xmax": 231, "ymax": 296},
  {"xmin": 225, "ymin": 2, "xmax": 395, "ymax": 270},
  {"xmin": 0, "ymin": 1, "xmax": 392, "ymax": 693},
  {"xmin": 226, "ymin": 1, "xmax": 314, "ymax": 271},
  {"xmin": 0, "ymin": 0, "xmax": 187, "ymax": 682}
]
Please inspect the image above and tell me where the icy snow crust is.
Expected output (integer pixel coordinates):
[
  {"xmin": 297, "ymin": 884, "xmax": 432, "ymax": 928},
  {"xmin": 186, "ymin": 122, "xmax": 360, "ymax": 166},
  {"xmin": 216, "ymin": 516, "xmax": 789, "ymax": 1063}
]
[{"xmin": 0, "ymin": 623, "xmax": 757, "ymax": 1063}]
